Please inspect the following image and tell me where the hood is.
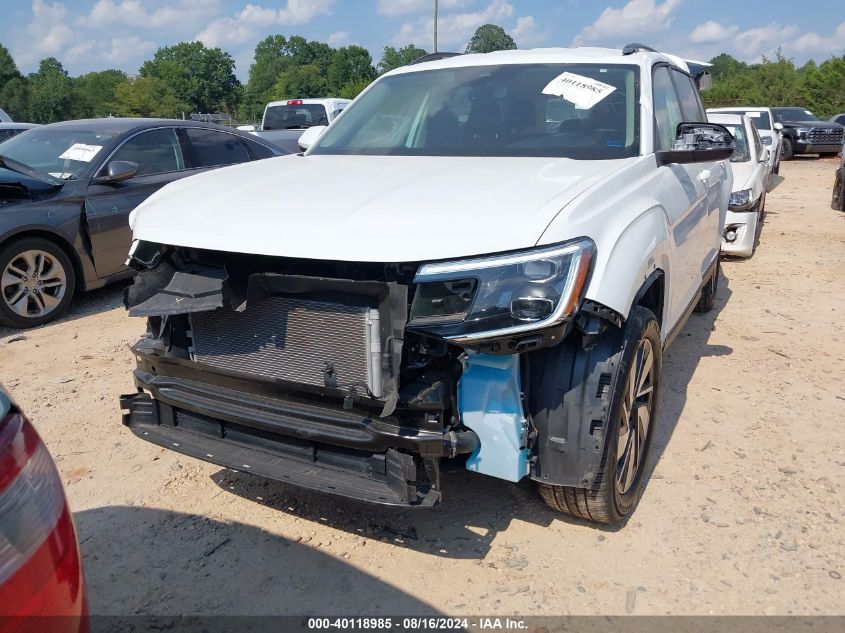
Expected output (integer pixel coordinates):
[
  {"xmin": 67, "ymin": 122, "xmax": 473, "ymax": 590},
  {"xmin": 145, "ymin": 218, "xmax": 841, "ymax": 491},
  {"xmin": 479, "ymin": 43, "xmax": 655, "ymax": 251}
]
[
  {"xmin": 784, "ymin": 120, "xmax": 844, "ymax": 129},
  {"xmin": 0, "ymin": 167, "xmax": 62, "ymax": 207},
  {"xmin": 131, "ymin": 154, "xmax": 633, "ymax": 262},
  {"xmin": 729, "ymin": 161, "xmax": 756, "ymax": 192}
]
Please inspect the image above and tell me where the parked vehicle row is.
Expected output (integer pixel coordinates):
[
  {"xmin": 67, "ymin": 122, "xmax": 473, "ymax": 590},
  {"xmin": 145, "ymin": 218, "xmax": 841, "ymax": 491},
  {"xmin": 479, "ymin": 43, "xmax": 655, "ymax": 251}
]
[
  {"xmin": 0, "ymin": 118, "xmax": 285, "ymax": 328},
  {"xmin": 707, "ymin": 113, "xmax": 770, "ymax": 257},
  {"xmin": 707, "ymin": 106, "xmax": 782, "ymax": 174},
  {"xmin": 120, "ymin": 44, "xmax": 735, "ymax": 526}
]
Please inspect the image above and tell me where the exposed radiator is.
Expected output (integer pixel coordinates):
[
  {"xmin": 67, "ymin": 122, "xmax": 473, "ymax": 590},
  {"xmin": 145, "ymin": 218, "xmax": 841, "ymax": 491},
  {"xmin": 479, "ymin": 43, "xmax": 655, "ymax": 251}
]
[{"xmin": 189, "ymin": 297, "xmax": 383, "ymax": 397}]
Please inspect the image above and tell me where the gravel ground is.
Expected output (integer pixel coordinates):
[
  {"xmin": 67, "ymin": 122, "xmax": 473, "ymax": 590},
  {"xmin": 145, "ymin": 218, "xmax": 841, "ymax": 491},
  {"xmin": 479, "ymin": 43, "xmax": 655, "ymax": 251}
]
[{"xmin": 1, "ymin": 157, "xmax": 844, "ymax": 617}]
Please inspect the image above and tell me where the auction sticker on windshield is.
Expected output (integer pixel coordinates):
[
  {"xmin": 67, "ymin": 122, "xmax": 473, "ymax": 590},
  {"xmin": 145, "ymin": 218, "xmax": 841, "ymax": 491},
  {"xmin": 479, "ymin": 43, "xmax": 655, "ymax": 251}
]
[
  {"xmin": 542, "ymin": 72, "xmax": 616, "ymax": 109},
  {"xmin": 59, "ymin": 143, "xmax": 103, "ymax": 162}
]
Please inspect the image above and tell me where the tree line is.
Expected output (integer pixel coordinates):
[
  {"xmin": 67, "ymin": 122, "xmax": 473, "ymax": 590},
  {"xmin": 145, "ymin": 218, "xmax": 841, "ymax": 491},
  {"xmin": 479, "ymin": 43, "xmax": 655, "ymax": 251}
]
[
  {"xmin": 2, "ymin": 25, "xmax": 842, "ymax": 125},
  {"xmin": 702, "ymin": 50, "xmax": 845, "ymax": 118},
  {"xmin": 0, "ymin": 23, "xmax": 518, "ymax": 125}
]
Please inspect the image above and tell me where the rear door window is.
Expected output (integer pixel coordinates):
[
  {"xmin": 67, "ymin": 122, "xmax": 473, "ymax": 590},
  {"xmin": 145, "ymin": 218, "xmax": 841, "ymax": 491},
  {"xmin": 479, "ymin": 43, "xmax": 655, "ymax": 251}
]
[
  {"xmin": 109, "ymin": 128, "xmax": 184, "ymax": 176},
  {"xmin": 185, "ymin": 128, "xmax": 250, "ymax": 168}
]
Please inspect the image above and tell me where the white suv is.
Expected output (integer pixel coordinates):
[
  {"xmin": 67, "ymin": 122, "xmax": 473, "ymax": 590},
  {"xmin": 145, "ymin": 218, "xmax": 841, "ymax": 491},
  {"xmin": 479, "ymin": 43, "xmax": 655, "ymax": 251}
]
[{"xmin": 120, "ymin": 45, "xmax": 734, "ymax": 525}]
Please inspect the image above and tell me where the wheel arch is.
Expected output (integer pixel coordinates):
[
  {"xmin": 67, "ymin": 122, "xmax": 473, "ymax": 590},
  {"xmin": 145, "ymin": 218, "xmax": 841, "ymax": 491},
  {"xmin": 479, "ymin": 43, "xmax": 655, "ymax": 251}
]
[
  {"xmin": 0, "ymin": 228, "xmax": 85, "ymax": 295},
  {"xmin": 583, "ymin": 204, "xmax": 672, "ymax": 326}
]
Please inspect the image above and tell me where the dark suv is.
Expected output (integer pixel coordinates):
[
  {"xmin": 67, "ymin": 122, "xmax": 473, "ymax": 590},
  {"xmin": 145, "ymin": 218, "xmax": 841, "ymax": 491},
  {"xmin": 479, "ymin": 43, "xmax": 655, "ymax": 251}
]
[{"xmin": 773, "ymin": 107, "xmax": 844, "ymax": 160}]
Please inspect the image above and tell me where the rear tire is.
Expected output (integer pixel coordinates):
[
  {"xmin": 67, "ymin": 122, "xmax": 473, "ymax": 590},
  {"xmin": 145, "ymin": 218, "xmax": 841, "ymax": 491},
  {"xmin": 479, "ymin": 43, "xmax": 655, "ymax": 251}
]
[
  {"xmin": 538, "ymin": 306, "xmax": 662, "ymax": 525},
  {"xmin": 781, "ymin": 138, "xmax": 794, "ymax": 161},
  {"xmin": 0, "ymin": 237, "xmax": 76, "ymax": 328},
  {"xmin": 694, "ymin": 259, "xmax": 719, "ymax": 313}
]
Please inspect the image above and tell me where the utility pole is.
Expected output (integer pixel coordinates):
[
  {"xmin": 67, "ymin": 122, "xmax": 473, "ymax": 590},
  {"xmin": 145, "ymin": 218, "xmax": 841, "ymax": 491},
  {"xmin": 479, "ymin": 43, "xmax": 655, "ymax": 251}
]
[{"xmin": 433, "ymin": 0, "xmax": 438, "ymax": 53}]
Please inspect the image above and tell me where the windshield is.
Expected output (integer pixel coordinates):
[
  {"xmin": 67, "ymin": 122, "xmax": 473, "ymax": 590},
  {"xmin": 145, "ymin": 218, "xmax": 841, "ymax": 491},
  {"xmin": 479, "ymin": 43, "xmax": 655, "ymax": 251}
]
[
  {"xmin": 773, "ymin": 108, "xmax": 818, "ymax": 123},
  {"xmin": 719, "ymin": 110, "xmax": 771, "ymax": 130},
  {"xmin": 0, "ymin": 127, "xmax": 118, "ymax": 179},
  {"xmin": 312, "ymin": 63, "xmax": 640, "ymax": 159},
  {"xmin": 264, "ymin": 104, "xmax": 328, "ymax": 130},
  {"xmin": 722, "ymin": 124, "xmax": 750, "ymax": 162}
]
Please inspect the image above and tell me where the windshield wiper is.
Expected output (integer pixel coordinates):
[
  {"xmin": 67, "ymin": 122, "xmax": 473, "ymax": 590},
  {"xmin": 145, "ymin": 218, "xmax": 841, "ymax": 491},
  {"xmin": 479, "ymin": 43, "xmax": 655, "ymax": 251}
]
[{"xmin": 0, "ymin": 155, "xmax": 64, "ymax": 186}]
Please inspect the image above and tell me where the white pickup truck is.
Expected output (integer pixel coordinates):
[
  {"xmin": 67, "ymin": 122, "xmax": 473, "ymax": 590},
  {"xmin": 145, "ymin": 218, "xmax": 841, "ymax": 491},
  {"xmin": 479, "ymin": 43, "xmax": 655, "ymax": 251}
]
[
  {"xmin": 121, "ymin": 45, "xmax": 733, "ymax": 525},
  {"xmin": 237, "ymin": 98, "xmax": 350, "ymax": 153}
]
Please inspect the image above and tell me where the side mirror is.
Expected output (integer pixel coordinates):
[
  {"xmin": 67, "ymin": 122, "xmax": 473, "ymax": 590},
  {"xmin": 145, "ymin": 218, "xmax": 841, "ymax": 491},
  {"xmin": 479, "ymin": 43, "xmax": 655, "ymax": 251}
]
[
  {"xmin": 298, "ymin": 125, "xmax": 328, "ymax": 151},
  {"xmin": 95, "ymin": 160, "xmax": 138, "ymax": 184},
  {"xmin": 237, "ymin": 125, "xmax": 256, "ymax": 133},
  {"xmin": 773, "ymin": 122, "xmax": 784, "ymax": 132},
  {"xmin": 656, "ymin": 122, "xmax": 735, "ymax": 166}
]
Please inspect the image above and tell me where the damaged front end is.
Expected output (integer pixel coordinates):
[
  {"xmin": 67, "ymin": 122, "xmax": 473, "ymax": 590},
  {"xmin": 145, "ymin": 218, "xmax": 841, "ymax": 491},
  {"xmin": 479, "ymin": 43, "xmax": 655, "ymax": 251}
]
[{"xmin": 119, "ymin": 239, "xmax": 593, "ymax": 507}]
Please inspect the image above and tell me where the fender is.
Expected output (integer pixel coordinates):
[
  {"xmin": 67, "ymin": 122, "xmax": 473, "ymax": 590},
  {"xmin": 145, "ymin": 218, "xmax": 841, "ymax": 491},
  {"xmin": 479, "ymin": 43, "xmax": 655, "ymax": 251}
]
[
  {"xmin": 580, "ymin": 204, "xmax": 673, "ymax": 337},
  {"xmin": 0, "ymin": 194, "xmax": 99, "ymax": 290}
]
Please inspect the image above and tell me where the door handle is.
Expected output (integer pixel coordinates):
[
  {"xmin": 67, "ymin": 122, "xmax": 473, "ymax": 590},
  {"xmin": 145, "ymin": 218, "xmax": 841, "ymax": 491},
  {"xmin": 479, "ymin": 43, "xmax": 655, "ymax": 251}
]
[{"xmin": 698, "ymin": 169, "xmax": 712, "ymax": 182}]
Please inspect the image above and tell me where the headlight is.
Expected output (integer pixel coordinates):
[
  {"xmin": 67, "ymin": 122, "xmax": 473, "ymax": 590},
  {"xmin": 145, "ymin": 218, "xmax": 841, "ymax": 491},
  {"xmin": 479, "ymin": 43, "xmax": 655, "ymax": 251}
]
[
  {"xmin": 796, "ymin": 127, "xmax": 810, "ymax": 136},
  {"xmin": 729, "ymin": 189, "xmax": 754, "ymax": 210},
  {"xmin": 762, "ymin": 136, "xmax": 772, "ymax": 146},
  {"xmin": 409, "ymin": 238, "xmax": 594, "ymax": 344}
]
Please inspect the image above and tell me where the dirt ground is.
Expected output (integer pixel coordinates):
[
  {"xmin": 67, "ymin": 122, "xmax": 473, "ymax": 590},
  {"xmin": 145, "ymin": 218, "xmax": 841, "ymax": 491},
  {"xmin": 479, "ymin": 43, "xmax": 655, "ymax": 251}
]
[{"xmin": 1, "ymin": 157, "xmax": 844, "ymax": 617}]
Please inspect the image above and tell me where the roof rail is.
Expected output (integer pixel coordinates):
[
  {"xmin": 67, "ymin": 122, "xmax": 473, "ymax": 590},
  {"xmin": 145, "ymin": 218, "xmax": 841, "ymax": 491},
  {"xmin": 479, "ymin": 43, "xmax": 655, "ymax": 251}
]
[
  {"xmin": 622, "ymin": 43, "xmax": 659, "ymax": 55},
  {"xmin": 410, "ymin": 52, "xmax": 462, "ymax": 65}
]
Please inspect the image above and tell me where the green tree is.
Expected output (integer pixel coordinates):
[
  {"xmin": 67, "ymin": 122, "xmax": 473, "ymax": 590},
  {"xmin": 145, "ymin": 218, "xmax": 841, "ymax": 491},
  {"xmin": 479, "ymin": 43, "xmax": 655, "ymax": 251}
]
[
  {"xmin": 327, "ymin": 45, "xmax": 375, "ymax": 95},
  {"xmin": 241, "ymin": 35, "xmax": 337, "ymax": 122},
  {"xmin": 377, "ymin": 44, "xmax": 427, "ymax": 74},
  {"xmin": 140, "ymin": 41, "xmax": 240, "ymax": 113},
  {"xmin": 27, "ymin": 57, "xmax": 74, "ymax": 123},
  {"xmin": 270, "ymin": 65, "xmax": 328, "ymax": 100},
  {"xmin": 0, "ymin": 43, "xmax": 29, "ymax": 120},
  {"xmin": 110, "ymin": 76, "xmax": 190, "ymax": 118},
  {"xmin": 708, "ymin": 53, "xmax": 748, "ymax": 81},
  {"xmin": 465, "ymin": 24, "xmax": 517, "ymax": 54},
  {"xmin": 802, "ymin": 55, "xmax": 845, "ymax": 118},
  {"xmin": 73, "ymin": 69, "xmax": 127, "ymax": 118}
]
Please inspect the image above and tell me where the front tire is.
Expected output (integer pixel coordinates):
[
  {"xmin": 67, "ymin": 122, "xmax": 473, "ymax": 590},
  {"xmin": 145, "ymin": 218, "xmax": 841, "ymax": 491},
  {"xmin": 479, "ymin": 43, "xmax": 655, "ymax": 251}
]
[
  {"xmin": 538, "ymin": 306, "xmax": 662, "ymax": 525},
  {"xmin": 0, "ymin": 237, "xmax": 76, "ymax": 328},
  {"xmin": 781, "ymin": 138, "xmax": 794, "ymax": 161}
]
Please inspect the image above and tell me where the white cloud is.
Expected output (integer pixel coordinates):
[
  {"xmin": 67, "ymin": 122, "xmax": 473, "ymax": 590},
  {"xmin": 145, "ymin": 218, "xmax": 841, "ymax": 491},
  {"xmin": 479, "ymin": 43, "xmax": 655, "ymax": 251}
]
[
  {"xmin": 377, "ymin": 0, "xmax": 469, "ymax": 17},
  {"xmin": 689, "ymin": 20, "xmax": 738, "ymax": 44},
  {"xmin": 393, "ymin": 0, "xmax": 514, "ymax": 49},
  {"xmin": 14, "ymin": 0, "xmax": 76, "ymax": 66},
  {"xmin": 327, "ymin": 31, "xmax": 351, "ymax": 47},
  {"xmin": 197, "ymin": 0, "xmax": 335, "ymax": 48},
  {"xmin": 573, "ymin": 0, "xmax": 681, "ymax": 46},
  {"xmin": 679, "ymin": 20, "xmax": 845, "ymax": 65},
  {"xmin": 509, "ymin": 15, "xmax": 548, "ymax": 48},
  {"xmin": 84, "ymin": 0, "xmax": 222, "ymax": 30}
]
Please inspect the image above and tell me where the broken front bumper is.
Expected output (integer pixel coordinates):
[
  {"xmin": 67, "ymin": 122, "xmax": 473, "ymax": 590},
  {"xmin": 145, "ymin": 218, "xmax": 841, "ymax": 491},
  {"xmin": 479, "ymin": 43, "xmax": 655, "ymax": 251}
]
[{"xmin": 120, "ymin": 355, "xmax": 480, "ymax": 508}]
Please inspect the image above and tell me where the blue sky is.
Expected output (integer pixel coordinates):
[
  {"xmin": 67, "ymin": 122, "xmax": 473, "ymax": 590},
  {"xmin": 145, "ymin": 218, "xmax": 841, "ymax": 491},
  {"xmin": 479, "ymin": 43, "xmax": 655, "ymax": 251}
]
[{"xmin": 2, "ymin": 0, "xmax": 843, "ymax": 80}]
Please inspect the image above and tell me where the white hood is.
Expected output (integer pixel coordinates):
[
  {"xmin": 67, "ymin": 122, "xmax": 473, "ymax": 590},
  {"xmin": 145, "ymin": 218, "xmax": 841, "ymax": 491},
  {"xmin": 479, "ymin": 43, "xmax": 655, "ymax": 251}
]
[
  {"xmin": 130, "ymin": 154, "xmax": 632, "ymax": 262},
  {"xmin": 729, "ymin": 160, "xmax": 755, "ymax": 192}
]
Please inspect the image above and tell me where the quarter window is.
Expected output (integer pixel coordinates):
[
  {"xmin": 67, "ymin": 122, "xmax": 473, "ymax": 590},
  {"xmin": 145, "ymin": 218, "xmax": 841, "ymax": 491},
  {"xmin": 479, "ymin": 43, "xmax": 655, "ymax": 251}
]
[
  {"xmin": 109, "ymin": 128, "xmax": 184, "ymax": 176},
  {"xmin": 186, "ymin": 128, "xmax": 250, "ymax": 167}
]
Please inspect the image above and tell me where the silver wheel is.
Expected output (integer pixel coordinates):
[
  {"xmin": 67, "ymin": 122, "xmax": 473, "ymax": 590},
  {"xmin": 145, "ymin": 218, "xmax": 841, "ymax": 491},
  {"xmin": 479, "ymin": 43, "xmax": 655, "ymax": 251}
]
[
  {"xmin": 1, "ymin": 249, "xmax": 68, "ymax": 319},
  {"xmin": 615, "ymin": 338, "xmax": 655, "ymax": 495}
]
